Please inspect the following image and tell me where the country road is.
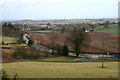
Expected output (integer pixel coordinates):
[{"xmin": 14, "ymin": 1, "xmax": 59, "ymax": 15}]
[{"xmin": 23, "ymin": 34, "xmax": 29, "ymax": 44}]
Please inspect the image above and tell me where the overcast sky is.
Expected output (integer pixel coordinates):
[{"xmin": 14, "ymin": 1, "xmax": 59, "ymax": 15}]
[{"xmin": 0, "ymin": 0, "xmax": 119, "ymax": 20}]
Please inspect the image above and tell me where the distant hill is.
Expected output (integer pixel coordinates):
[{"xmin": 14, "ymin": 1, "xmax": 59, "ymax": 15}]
[{"xmin": 10, "ymin": 18, "xmax": 118, "ymax": 25}]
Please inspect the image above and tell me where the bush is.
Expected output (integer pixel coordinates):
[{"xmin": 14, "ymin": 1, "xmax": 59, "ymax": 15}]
[
  {"xmin": 2, "ymin": 70, "xmax": 18, "ymax": 80},
  {"xmin": 25, "ymin": 47, "xmax": 42, "ymax": 60},
  {"xmin": 17, "ymin": 38, "xmax": 25, "ymax": 44},
  {"xmin": 13, "ymin": 46, "xmax": 27, "ymax": 59},
  {"xmin": 28, "ymin": 39, "xmax": 34, "ymax": 46},
  {"xmin": 62, "ymin": 45, "xmax": 69, "ymax": 56}
]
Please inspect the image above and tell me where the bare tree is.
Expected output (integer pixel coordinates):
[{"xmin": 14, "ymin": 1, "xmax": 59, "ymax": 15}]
[
  {"xmin": 101, "ymin": 38, "xmax": 105, "ymax": 68},
  {"xmin": 49, "ymin": 35, "xmax": 58, "ymax": 56}
]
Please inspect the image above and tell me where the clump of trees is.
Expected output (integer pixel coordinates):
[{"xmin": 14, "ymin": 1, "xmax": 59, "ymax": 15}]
[
  {"xmin": 13, "ymin": 46, "xmax": 27, "ymax": 59},
  {"xmin": 28, "ymin": 39, "xmax": 34, "ymax": 46},
  {"xmin": 13, "ymin": 46, "xmax": 45, "ymax": 60},
  {"xmin": 2, "ymin": 23, "xmax": 23, "ymax": 37},
  {"xmin": 17, "ymin": 34, "xmax": 25, "ymax": 44}
]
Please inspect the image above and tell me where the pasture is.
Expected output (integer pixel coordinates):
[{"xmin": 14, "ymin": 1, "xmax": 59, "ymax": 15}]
[
  {"xmin": 95, "ymin": 24, "xmax": 118, "ymax": 35},
  {"xmin": 2, "ymin": 62, "xmax": 118, "ymax": 78},
  {"xmin": 25, "ymin": 30, "xmax": 62, "ymax": 33},
  {"xmin": 2, "ymin": 36, "xmax": 18, "ymax": 43}
]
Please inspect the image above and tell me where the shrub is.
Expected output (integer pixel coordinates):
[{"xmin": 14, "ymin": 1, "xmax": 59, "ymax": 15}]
[
  {"xmin": 17, "ymin": 38, "xmax": 25, "ymax": 44},
  {"xmin": 28, "ymin": 39, "xmax": 34, "ymax": 46},
  {"xmin": 62, "ymin": 45, "xmax": 69, "ymax": 56},
  {"xmin": 2, "ymin": 70, "xmax": 18, "ymax": 80},
  {"xmin": 13, "ymin": 46, "xmax": 27, "ymax": 59}
]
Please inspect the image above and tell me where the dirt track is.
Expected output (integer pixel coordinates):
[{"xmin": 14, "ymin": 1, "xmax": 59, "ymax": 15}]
[{"xmin": 29, "ymin": 32, "xmax": 119, "ymax": 53}]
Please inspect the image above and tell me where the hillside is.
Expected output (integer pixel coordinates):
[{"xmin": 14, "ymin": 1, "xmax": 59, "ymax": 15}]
[
  {"xmin": 11, "ymin": 18, "xmax": 118, "ymax": 25},
  {"xmin": 29, "ymin": 32, "xmax": 119, "ymax": 53}
]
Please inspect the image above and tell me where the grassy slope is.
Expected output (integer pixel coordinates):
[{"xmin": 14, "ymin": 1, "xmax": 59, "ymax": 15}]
[
  {"xmin": 2, "ymin": 62, "xmax": 118, "ymax": 78},
  {"xmin": 41, "ymin": 57, "xmax": 78, "ymax": 62},
  {"xmin": 95, "ymin": 24, "xmax": 118, "ymax": 35},
  {"xmin": 26, "ymin": 30, "xmax": 52, "ymax": 33},
  {"xmin": 26, "ymin": 30, "xmax": 61, "ymax": 33},
  {"xmin": 2, "ymin": 36, "xmax": 18, "ymax": 43},
  {"xmin": 2, "ymin": 36, "xmax": 28, "ymax": 54},
  {"xmin": 2, "ymin": 36, "xmax": 17, "ymax": 54}
]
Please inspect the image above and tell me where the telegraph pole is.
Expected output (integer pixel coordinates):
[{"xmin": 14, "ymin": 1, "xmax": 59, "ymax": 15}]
[{"xmin": 102, "ymin": 39, "xmax": 104, "ymax": 68}]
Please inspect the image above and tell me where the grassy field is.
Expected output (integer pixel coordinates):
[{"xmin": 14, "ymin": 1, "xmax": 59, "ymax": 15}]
[
  {"xmin": 41, "ymin": 57, "xmax": 78, "ymax": 62},
  {"xmin": 2, "ymin": 36, "xmax": 28, "ymax": 54},
  {"xmin": 41, "ymin": 26, "xmax": 53, "ymax": 28},
  {"xmin": 2, "ymin": 36, "xmax": 18, "ymax": 43},
  {"xmin": 95, "ymin": 24, "xmax": 118, "ymax": 35},
  {"xmin": 2, "ymin": 44, "xmax": 28, "ymax": 54},
  {"xmin": 26, "ymin": 30, "xmax": 61, "ymax": 33},
  {"xmin": 41, "ymin": 57, "xmax": 118, "ymax": 62},
  {"xmin": 12, "ymin": 18, "xmax": 118, "ymax": 25},
  {"xmin": 2, "ymin": 49, "xmax": 15, "ymax": 54},
  {"xmin": 2, "ymin": 62, "xmax": 118, "ymax": 78},
  {"xmin": 26, "ymin": 30, "xmax": 52, "ymax": 33}
]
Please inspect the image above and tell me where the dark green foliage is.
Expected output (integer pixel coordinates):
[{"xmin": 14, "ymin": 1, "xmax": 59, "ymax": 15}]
[
  {"xmin": 62, "ymin": 45, "xmax": 69, "ymax": 56},
  {"xmin": 56, "ymin": 44, "xmax": 62, "ymax": 56},
  {"xmin": 8, "ymin": 23, "xmax": 13, "ymax": 29},
  {"xmin": 12, "ymin": 73, "xmax": 18, "ymax": 80},
  {"xmin": 17, "ymin": 38, "xmax": 25, "ymax": 44},
  {"xmin": 17, "ymin": 34, "xmax": 25, "ymax": 44},
  {"xmin": 2, "ymin": 70, "xmax": 11, "ymax": 80},
  {"xmin": 28, "ymin": 39, "xmax": 34, "ymax": 46},
  {"xmin": 3, "ymin": 23, "xmax": 7, "ymax": 27},
  {"xmin": 2, "ymin": 23, "xmax": 23, "ymax": 37},
  {"xmin": 3, "ymin": 23, "xmax": 13, "ymax": 29},
  {"xmin": 2, "ymin": 70, "xmax": 18, "ymax": 80},
  {"xmin": 82, "ymin": 28, "xmax": 86, "ymax": 32}
]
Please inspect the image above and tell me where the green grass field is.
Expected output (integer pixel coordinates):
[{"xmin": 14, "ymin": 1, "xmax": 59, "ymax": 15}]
[
  {"xmin": 41, "ymin": 57, "xmax": 77, "ymax": 62},
  {"xmin": 2, "ymin": 49, "xmax": 14, "ymax": 54},
  {"xmin": 2, "ymin": 36, "xmax": 18, "ymax": 43},
  {"xmin": 40, "ymin": 57, "xmax": 117, "ymax": 62},
  {"xmin": 2, "ymin": 62, "xmax": 118, "ymax": 78},
  {"xmin": 95, "ymin": 24, "xmax": 118, "ymax": 35},
  {"xmin": 41, "ymin": 26, "xmax": 53, "ymax": 28},
  {"xmin": 26, "ymin": 30, "xmax": 52, "ymax": 33},
  {"xmin": 26, "ymin": 30, "xmax": 61, "ymax": 33}
]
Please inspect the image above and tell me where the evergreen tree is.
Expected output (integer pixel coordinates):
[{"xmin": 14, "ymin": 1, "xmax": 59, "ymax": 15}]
[{"xmin": 62, "ymin": 45, "xmax": 69, "ymax": 56}]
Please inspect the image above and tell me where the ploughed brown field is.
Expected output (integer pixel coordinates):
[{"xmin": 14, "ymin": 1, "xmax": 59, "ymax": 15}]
[{"xmin": 29, "ymin": 32, "xmax": 119, "ymax": 53}]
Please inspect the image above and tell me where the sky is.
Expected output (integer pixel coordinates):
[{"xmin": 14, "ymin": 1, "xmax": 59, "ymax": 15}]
[{"xmin": 0, "ymin": 0, "xmax": 119, "ymax": 20}]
